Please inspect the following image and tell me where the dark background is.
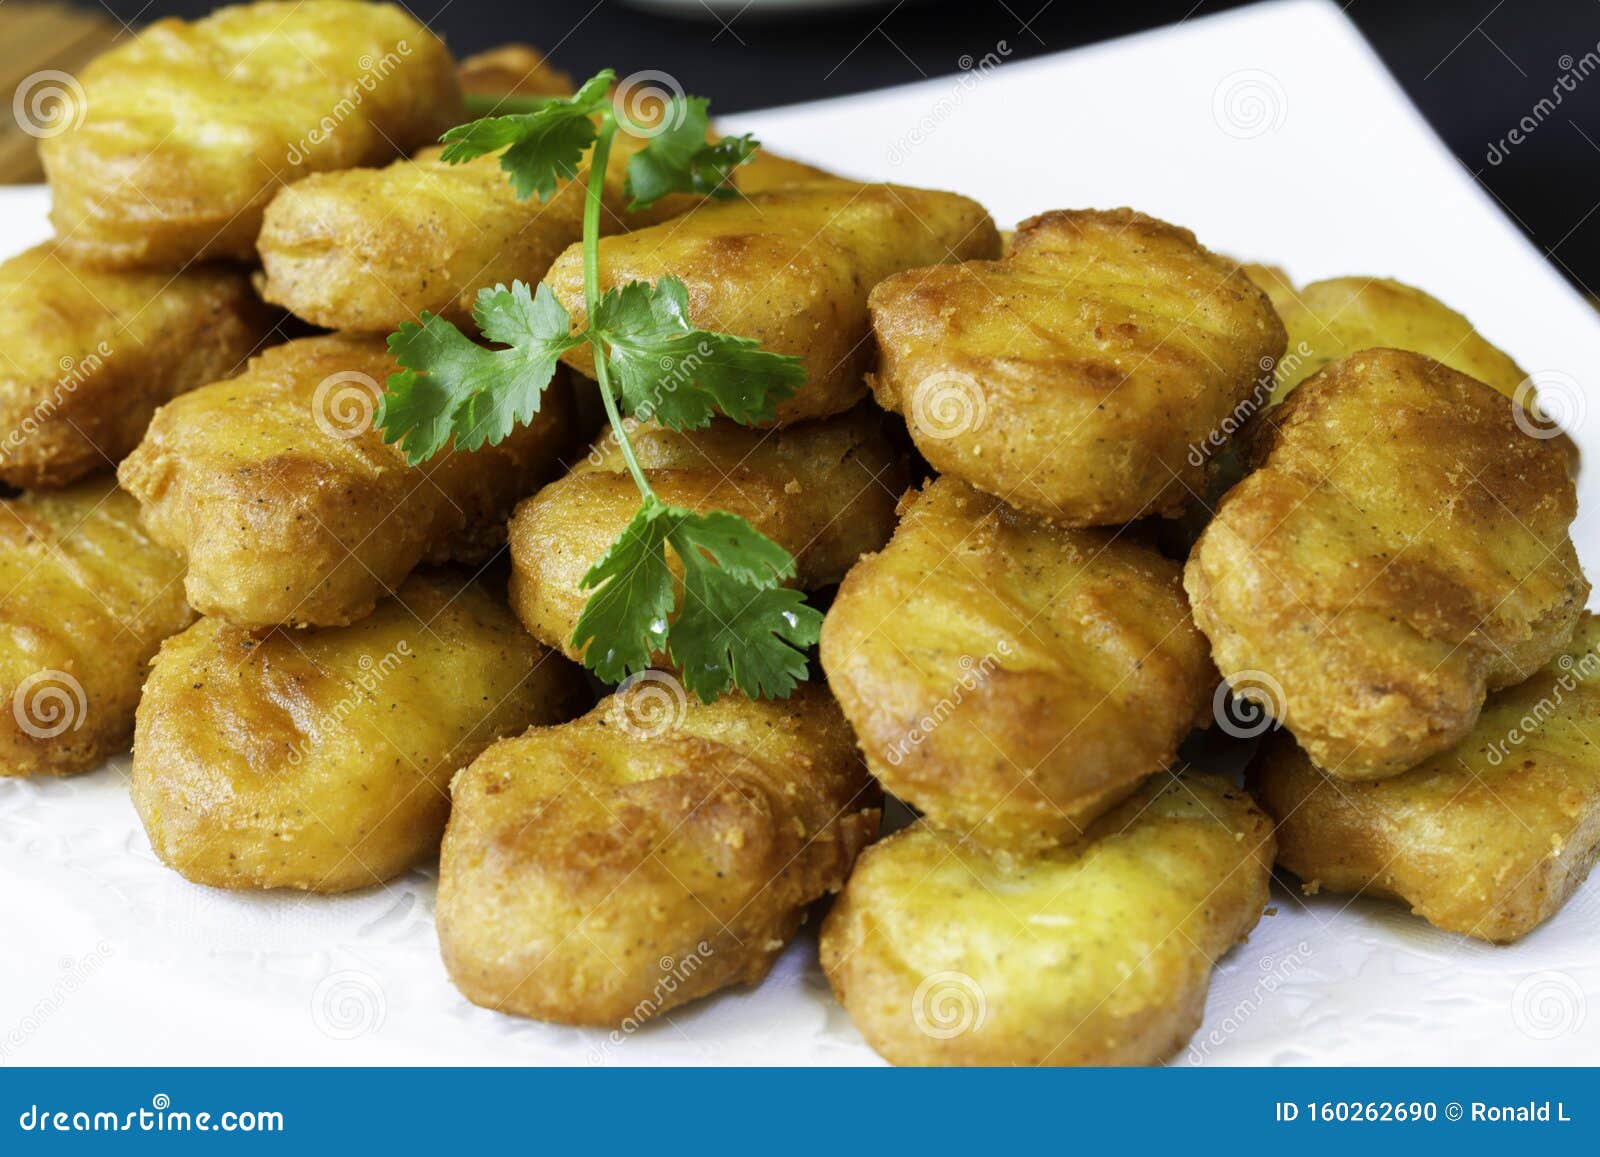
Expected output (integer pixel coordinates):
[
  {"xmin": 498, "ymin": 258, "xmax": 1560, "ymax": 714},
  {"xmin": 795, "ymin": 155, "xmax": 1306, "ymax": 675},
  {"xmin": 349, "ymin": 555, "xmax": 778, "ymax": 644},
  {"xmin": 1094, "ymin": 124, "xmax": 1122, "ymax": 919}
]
[{"xmin": 93, "ymin": 0, "xmax": 1600, "ymax": 294}]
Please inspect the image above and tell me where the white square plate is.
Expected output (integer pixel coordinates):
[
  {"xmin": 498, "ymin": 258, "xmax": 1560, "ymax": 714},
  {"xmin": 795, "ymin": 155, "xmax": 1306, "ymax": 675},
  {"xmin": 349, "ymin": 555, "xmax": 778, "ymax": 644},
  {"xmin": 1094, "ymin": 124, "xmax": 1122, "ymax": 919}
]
[{"xmin": 1, "ymin": 0, "xmax": 1595, "ymax": 1066}]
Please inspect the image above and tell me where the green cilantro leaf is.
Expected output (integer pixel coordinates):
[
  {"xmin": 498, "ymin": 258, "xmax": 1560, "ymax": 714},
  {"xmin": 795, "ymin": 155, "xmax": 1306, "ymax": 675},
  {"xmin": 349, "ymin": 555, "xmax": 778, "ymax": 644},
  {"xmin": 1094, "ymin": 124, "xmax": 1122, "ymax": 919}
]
[
  {"xmin": 623, "ymin": 95, "xmax": 758, "ymax": 211},
  {"xmin": 592, "ymin": 277, "xmax": 806, "ymax": 428},
  {"xmin": 439, "ymin": 69, "xmax": 614, "ymax": 201},
  {"xmin": 570, "ymin": 500, "xmax": 819, "ymax": 699},
  {"xmin": 378, "ymin": 281, "xmax": 578, "ymax": 464},
  {"xmin": 572, "ymin": 497, "xmax": 676, "ymax": 683}
]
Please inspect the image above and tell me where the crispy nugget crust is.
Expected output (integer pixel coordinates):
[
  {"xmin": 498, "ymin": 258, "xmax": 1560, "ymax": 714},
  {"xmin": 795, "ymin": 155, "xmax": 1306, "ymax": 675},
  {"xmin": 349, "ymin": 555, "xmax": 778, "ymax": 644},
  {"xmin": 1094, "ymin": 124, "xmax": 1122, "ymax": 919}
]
[
  {"xmin": 0, "ymin": 478, "xmax": 193, "ymax": 778},
  {"xmin": 1187, "ymin": 348, "xmax": 1586, "ymax": 780},
  {"xmin": 508, "ymin": 407, "xmax": 908, "ymax": 662},
  {"xmin": 1249, "ymin": 614, "xmax": 1600, "ymax": 943},
  {"xmin": 820, "ymin": 773, "xmax": 1273, "ymax": 1066},
  {"xmin": 546, "ymin": 183, "xmax": 1001, "ymax": 425},
  {"xmin": 867, "ymin": 208, "xmax": 1286, "ymax": 526},
  {"xmin": 257, "ymin": 140, "xmax": 833, "ymax": 332},
  {"xmin": 437, "ymin": 686, "xmax": 880, "ymax": 1027},
  {"xmin": 41, "ymin": 0, "xmax": 461, "ymax": 268},
  {"xmin": 456, "ymin": 44, "xmax": 576, "ymax": 98},
  {"xmin": 132, "ymin": 571, "xmax": 583, "ymax": 893},
  {"xmin": 119, "ymin": 334, "xmax": 573, "ymax": 629},
  {"xmin": 0, "ymin": 244, "xmax": 272, "ymax": 488},
  {"xmin": 820, "ymin": 476, "xmax": 1217, "ymax": 851}
]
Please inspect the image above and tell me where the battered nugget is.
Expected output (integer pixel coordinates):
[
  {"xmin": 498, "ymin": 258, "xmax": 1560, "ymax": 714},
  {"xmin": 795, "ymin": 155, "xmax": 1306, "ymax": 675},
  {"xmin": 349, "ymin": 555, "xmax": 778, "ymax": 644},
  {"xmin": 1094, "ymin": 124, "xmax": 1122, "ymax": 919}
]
[
  {"xmin": 820, "ymin": 476, "xmax": 1216, "ymax": 851},
  {"xmin": 867, "ymin": 208, "xmax": 1285, "ymax": 526},
  {"xmin": 41, "ymin": 0, "xmax": 461, "ymax": 268},
  {"xmin": 132, "ymin": 570, "xmax": 583, "ymax": 893},
  {"xmin": 0, "ymin": 243, "xmax": 272, "ymax": 489},
  {"xmin": 820, "ymin": 773, "xmax": 1273, "ymax": 1066},
  {"xmin": 256, "ymin": 140, "xmax": 830, "ymax": 332},
  {"xmin": 1187, "ymin": 348, "xmax": 1586, "ymax": 781},
  {"xmin": 1249, "ymin": 613, "xmax": 1600, "ymax": 943},
  {"xmin": 1263, "ymin": 276, "xmax": 1529, "ymax": 403},
  {"xmin": 509, "ymin": 406, "xmax": 908, "ymax": 663},
  {"xmin": 437, "ymin": 685, "xmax": 879, "ymax": 1027},
  {"xmin": 546, "ymin": 183, "xmax": 1001, "ymax": 425},
  {"xmin": 0, "ymin": 478, "xmax": 193, "ymax": 778},
  {"xmin": 119, "ymin": 334, "xmax": 572, "ymax": 629},
  {"xmin": 456, "ymin": 43, "xmax": 575, "ymax": 99}
]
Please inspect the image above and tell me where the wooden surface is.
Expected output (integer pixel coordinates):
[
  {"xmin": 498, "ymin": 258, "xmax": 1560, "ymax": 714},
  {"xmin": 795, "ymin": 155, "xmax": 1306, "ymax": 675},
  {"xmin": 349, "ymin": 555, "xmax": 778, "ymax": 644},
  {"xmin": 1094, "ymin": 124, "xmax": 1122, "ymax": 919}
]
[{"xmin": 0, "ymin": 1, "xmax": 121, "ymax": 183}]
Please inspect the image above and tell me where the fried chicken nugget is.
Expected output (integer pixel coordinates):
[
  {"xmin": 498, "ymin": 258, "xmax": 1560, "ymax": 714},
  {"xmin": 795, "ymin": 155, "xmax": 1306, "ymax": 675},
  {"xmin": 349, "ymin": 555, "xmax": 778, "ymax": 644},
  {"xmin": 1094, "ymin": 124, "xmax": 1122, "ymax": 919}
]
[
  {"xmin": 820, "ymin": 476, "xmax": 1217, "ymax": 850},
  {"xmin": 0, "ymin": 477, "xmax": 193, "ymax": 778},
  {"xmin": 0, "ymin": 243, "xmax": 273, "ymax": 489},
  {"xmin": 508, "ymin": 406, "xmax": 908, "ymax": 662},
  {"xmin": 546, "ymin": 183, "xmax": 1001, "ymax": 425},
  {"xmin": 1187, "ymin": 348, "xmax": 1587, "ymax": 781},
  {"xmin": 456, "ymin": 44, "xmax": 575, "ymax": 99},
  {"xmin": 257, "ymin": 130, "xmax": 832, "ymax": 332},
  {"xmin": 131, "ymin": 570, "xmax": 583, "ymax": 892},
  {"xmin": 119, "ymin": 334, "xmax": 572, "ymax": 629},
  {"xmin": 437, "ymin": 685, "xmax": 879, "ymax": 1026},
  {"xmin": 867, "ymin": 209, "xmax": 1286, "ymax": 526},
  {"xmin": 1249, "ymin": 613, "xmax": 1600, "ymax": 943},
  {"xmin": 41, "ymin": 0, "xmax": 462, "ymax": 269},
  {"xmin": 820, "ymin": 772, "xmax": 1273, "ymax": 1066}
]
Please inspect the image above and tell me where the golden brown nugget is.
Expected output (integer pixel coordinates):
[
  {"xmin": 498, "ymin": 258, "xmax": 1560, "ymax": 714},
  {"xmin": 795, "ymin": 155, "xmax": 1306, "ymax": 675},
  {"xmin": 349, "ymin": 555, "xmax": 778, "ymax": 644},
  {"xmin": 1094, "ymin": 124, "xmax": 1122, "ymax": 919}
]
[
  {"xmin": 547, "ymin": 183, "xmax": 1001, "ymax": 424},
  {"xmin": 0, "ymin": 244, "xmax": 273, "ymax": 489},
  {"xmin": 0, "ymin": 478, "xmax": 193, "ymax": 778},
  {"xmin": 1187, "ymin": 348, "xmax": 1587, "ymax": 781},
  {"xmin": 132, "ymin": 570, "xmax": 583, "ymax": 893},
  {"xmin": 1249, "ymin": 614, "xmax": 1600, "ymax": 944},
  {"xmin": 867, "ymin": 208, "xmax": 1285, "ymax": 526},
  {"xmin": 257, "ymin": 141, "xmax": 834, "ymax": 332},
  {"xmin": 820, "ymin": 476, "xmax": 1216, "ymax": 851},
  {"xmin": 508, "ymin": 407, "xmax": 908, "ymax": 662},
  {"xmin": 820, "ymin": 773, "xmax": 1273, "ymax": 1066},
  {"xmin": 41, "ymin": 0, "xmax": 462, "ymax": 268},
  {"xmin": 1264, "ymin": 276, "xmax": 1528, "ymax": 404},
  {"xmin": 437, "ymin": 686, "xmax": 879, "ymax": 1027},
  {"xmin": 119, "ymin": 334, "xmax": 572, "ymax": 629},
  {"xmin": 456, "ymin": 44, "xmax": 575, "ymax": 99}
]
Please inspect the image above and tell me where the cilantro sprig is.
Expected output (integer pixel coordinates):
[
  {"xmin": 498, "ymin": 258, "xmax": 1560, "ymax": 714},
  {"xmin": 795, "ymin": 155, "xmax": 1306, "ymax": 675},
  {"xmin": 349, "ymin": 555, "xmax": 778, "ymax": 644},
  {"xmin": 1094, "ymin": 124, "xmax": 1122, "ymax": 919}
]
[{"xmin": 377, "ymin": 70, "xmax": 817, "ymax": 702}]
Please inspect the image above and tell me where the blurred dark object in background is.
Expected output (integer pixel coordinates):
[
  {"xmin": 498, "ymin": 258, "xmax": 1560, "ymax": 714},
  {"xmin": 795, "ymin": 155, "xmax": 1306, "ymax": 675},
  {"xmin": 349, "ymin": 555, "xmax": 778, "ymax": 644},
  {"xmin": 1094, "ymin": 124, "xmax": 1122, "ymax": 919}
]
[{"xmin": 10, "ymin": 0, "xmax": 1600, "ymax": 294}]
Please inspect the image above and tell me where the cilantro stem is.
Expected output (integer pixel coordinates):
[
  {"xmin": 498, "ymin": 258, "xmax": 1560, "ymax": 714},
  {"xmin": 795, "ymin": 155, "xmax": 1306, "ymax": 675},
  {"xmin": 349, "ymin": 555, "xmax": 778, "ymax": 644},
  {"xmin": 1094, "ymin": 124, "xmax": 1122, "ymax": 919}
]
[{"xmin": 581, "ymin": 112, "xmax": 654, "ymax": 500}]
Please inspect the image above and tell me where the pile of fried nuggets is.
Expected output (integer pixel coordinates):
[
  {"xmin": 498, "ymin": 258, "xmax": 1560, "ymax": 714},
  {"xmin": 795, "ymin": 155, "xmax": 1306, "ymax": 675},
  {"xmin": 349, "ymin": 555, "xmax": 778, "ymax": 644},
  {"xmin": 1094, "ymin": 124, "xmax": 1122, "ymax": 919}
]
[{"xmin": 1, "ymin": 0, "xmax": 1595, "ymax": 1066}]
